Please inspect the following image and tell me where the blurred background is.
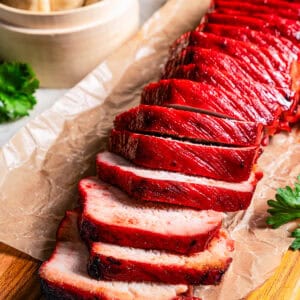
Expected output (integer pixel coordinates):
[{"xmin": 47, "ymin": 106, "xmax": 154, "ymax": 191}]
[{"xmin": 0, "ymin": 0, "xmax": 167, "ymax": 146}]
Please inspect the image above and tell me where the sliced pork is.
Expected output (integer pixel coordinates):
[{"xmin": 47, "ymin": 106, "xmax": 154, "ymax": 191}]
[
  {"xmin": 141, "ymin": 79, "xmax": 282, "ymax": 130},
  {"xmin": 206, "ymin": 12, "xmax": 300, "ymax": 44},
  {"xmin": 166, "ymin": 48, "xmax": 274, "ymax": 89},
  {"xmin": 109, "ymin": 130, "xmax": 260, "ymax": 182},
  {"xmin": 79, "ymin": 177, "xmax": 223, "ymax": 254},
  {"xmin": 202, "ymin": 24, "xmax": 299, "ymax": 57},
  {"xmin": 96, "ymin": 152, "xmax": 262, "ymax": 211},
  {"xmin": 39, "ymin": 1, "xmax": 300, "ymax": 298},
  {"xmin": 163, "ymin": 64, "xmax": 288, "ymax": 122},
  {"xmin": 114, "ymin": 105, "xmax": 263, "ymax": 147},
  {"xmin": 169, "ymin": 30, "xmax": 299, "ymax": 106},
  {"xmin": 88, "ymin": 229, "xmax": 234, "ymax": 285},
  {"xmin": 39, "ymin": 211, "xmax": 195, "ymax": 300},
  {"xmin": 165, "ymin": 64, "xmax": 298, "ymax": 129},
  {"xmin": 214, "ymin": 1, "xmax": 300, "ymax": 20},
  {"xmin": 243, "ymin": 0, "xmax": 300, "ymax": 8},
  {"xmin": 166, "ymin": 37, "xmax": 293, "ymax": 93}
]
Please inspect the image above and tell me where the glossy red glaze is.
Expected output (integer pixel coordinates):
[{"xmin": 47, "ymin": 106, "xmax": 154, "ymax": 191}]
[
  {"xmin": 166, "ymin": 47, "xmax": 299, "ymax": 121},
  {"xmin": 218, "ymin": 0, "xmax": 300, "ymax": 9},
  {"xmin": 79, "ymin": 215, "xmax": 221, "ymax": 255},
  {"xmin": 170, "ymin": 31, "xmax": 299, "ymax": 119},
  {"xmin": 203, "ymin": 24, "xmax": 299, "ymax": 57},
  {"xmin": 88, "ymin": 253, "xmax": 233, "ymax": 285},
  {"xmin": 165, "ymin": 46, "xmax": 290, "ymax": 95},
  {"xmin": 248, "ymin": 0, "xmax": 300, "ymax": 7},
  {"xmin": 40, "ymin": 212, "xmax": 198, "ymax": 300},
  {"xmin": 163, "ymin": 64, "xmax": 285, "ymax": 123},
  {"xmin": 214, "ymin": 1, "xmax": 300, "ymax": 20},
  {"xmin": 87, "ymin": 228, "xmax": 234, "ymax": 285},
  {"xmin": 114, "ymin": 105, "xmax": 264, "ymax": 146},
  {"xmin": 141, "ymin": 78, "xmax": 282, "ymax": 131},
  {"xmin": 109, "ymin": 130, "xmax": 260, "ymax": 182},
  {"xmin": 206, "ymin": 12, "xmax": 300, "ymax": 44},
  {"xmin": 96, "ymin": 153, "xmax": 263, "ymax": 212},
  {"xmin": 168, "ymin": 32, "xmax": 293, "ymax": 92},
  {"xmin": 169, "ymin": 29, "xmax": 299, "ymax": 123},
  {"xmin": 78, "ymin": 178, "xmax": 223, "ymax": 255}
]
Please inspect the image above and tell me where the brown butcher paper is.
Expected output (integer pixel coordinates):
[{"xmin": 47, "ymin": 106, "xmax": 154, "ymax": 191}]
[{"xmin": 0, "ymin": 0, "xmax": 298, "ymax": 299}]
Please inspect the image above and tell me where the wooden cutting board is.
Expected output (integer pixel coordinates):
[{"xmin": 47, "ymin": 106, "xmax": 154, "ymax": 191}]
[{"xmin": 0, "ymin": 242, "xmax": 299, "ymax": 300}]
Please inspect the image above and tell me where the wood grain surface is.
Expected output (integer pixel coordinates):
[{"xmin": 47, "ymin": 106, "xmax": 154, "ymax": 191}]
[
  {"xmin": 0, "ymin": 242, "xmax": 299, "ymax": 300},
  {"xmin": 0, "ymin": 243, "xmax": 41, "ymax": 300}
]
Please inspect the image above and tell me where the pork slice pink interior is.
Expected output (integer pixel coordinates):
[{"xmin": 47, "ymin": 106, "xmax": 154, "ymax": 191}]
[
  {"xmin": 39, "ymin": 211, "xmax": 189, "ymax": 300},
  {"xmin": 80, "ymin": 178, "xmax": 224, "ymax": 237},
  {"xmin": 92, "ymin": 229, "xmax": 234, "ymax": 270},
  {"xmin": 97, "ymin": 151, "xmax": 257, "ymax": 192}
]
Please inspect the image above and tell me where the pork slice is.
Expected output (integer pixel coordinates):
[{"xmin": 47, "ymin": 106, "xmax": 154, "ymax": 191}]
[
  {"xmin": 202, "ymin": 24, "xmax": 299, "ymax": 57},
  {"xmin": 206, "ymin": 12, "xmax": 300, "ymax": 44},
  {"xmin": 109, "ymin": 129, "xmax": 261, "ymax": 182},
  {"xmin": 164, "ymin": 59, "xmax": 296, "ymax": 111},
  {"xmin": 214, "ymin": 1, "xmax": 300, "ymax": 20},
  {"xmin": 79, "ymin": 177, "xmax": 223, "ymax": 254},
  {"xmin": 88, "ymin": 229, "xmax": 234, "ymax": 285},
  {"xmin": 251, "ymin": 0, "xmax": 300, "ymax": 5},
  {"xmin": 246, "ymin": 0, "xmax": 300, "ymax": 8},
  {"xmin": 216, "ymin": 7, "xmax": 298, "ymax": 21},
  {"xmin": 39, "ymin": 211, "xmax": 195, "ymax": 300},
  {"xmin": 165, "ymin": 46, "xmax": 299, "ymax": 118},
  {"xmin": 114, "ymin": 105, "xmax": 263, "ymax": 147},
  {"xmin": 163, "ymin": 63, "xmax": 289, "ymax": 119},
  {"xmin": 141, "ymin": 79, "xmax": 281, "ymax": 130},
  {"xmin": 165, "ymin": 46, "xmax": 290, "ymax": 93},
  {"xmin": 164, "ymin": 63, "xmax": 299, "ymax": 130},
  {"xmin": 96, "ymin": 152, "xmax": 263, "ymax": 212},
  {"xmin": 166, "ymin": 31, "xmax": 294, "ymax": 95},
  {"xmin": 284, "ymin": 0, "xmax": 300, "ymax": 3},
  {"xmin": 169, "ymin": 29, "xmax": 299, "ymax": 111},
  {"xmin": 186, "ymin": 30, "xmax": 299, "ymax": 107}
]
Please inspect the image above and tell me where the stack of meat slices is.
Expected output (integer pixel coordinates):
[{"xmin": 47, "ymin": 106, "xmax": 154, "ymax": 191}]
[{"xmin": 39, "ymin": 0, "xmax": 300, "ymax": 299}]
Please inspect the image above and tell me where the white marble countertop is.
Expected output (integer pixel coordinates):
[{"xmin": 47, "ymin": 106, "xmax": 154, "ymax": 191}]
[{"xmin": 0, "ymin": 0, "xmax": 166, "ymax": 147}]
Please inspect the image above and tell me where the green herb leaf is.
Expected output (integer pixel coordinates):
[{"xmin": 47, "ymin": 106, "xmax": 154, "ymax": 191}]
[
  {"xmin": 291, "ymin": 226, "xmax": 300, "ymax": 250},
  {"xmin": 0, "ymin": 62, "xmax": 39, "ymax": 123},
  {"xmin": 266, "ymin": 176, "xmax": 300, "ymax": 250}
]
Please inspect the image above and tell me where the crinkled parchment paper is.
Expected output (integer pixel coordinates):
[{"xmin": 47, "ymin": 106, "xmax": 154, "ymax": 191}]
[
  {"xmin": 196, "ymin": 129, "xmax": 300, "ymax": 299},
  {"xmin": 0, "ymin": 0, "xmax": 299, "ymax": 299},
  {"xmin": 0, "ymin": 0, "xmax": 211, "ymax": 260}
]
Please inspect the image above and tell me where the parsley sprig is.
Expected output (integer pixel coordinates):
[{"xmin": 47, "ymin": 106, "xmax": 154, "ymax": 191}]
[
  {"xmin": 0, "ymin": 62, "xmax": 39, "ymax": 123},
  {"xmin": 291, "ymin": 226, "xmax": 300, "ymax": 250},
  {"xmin": 267, "ymin": 175, "xmax": 300, "ymax": 250}
]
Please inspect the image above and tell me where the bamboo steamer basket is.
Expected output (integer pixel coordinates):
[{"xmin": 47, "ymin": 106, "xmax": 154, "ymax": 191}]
[{"xmin": 0, "ymin": 0, "xmax": 139, "ymax": 87}]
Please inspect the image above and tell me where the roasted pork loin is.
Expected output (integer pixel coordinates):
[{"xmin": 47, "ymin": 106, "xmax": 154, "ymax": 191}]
[
  {"xmin": 141, "ymin": 79, "xmax": 282, "ymax": 130},
  {"xmin": 114, "ymin": 105, "xmax": 263, "ymax": 147},
  {"xmin": 206, "ymin": 12, "xmax": 300, "ymax": 44},
  {"xmin": 167, "ymin": 31, "xmax": 298, "ymax": 115},
  {"xmin": 166, "ymin": 46, "xmax": 290, "ymax": 90},
  {"xmin": 79, "ymin": 177, "xmax": 224, "ymax": 254},
  {"xmin": 214, "ymin": 1, "xmax": 299, "ymax": 20},
  {"xmin": 170, "ymin": 27, "xmax": 298, "ymax": 61},
  {"xmin": 39, "ymin": 0, "xmax": 300, "ymax": 297},
  {"xmin": 167, "ymin": 39, "xmax": 294, "ymax": 95},
  {"xmin": 109, "ymin": 129, "xmax": 260, "ymax": 182},
  {"xmin": 96, "ymin": 152, "xmax": 262, "ymax": 211},
  {"xmin": 163, "ymin": 63, "xmax": 290, "ymax": 115},
  {"xmin": 201, "ymin": 24, "xmax": 299, "ymax": 57},
  {"xmin": 39, "ymin": 211, "xmax": 197, "ymax": 300},
  {"xmin": 88, "ymin": 229, "xmax": 234, "ymax": 285}
]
